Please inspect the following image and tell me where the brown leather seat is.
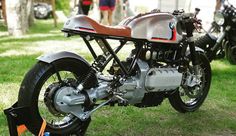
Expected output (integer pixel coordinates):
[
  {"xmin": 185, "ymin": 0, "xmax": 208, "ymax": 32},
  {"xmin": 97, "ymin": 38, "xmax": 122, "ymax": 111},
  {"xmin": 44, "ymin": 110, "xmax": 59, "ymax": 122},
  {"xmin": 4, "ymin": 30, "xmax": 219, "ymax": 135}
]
[{"xmin": 84, "ymin": 16, "xmax": 131, "ymax": 38}]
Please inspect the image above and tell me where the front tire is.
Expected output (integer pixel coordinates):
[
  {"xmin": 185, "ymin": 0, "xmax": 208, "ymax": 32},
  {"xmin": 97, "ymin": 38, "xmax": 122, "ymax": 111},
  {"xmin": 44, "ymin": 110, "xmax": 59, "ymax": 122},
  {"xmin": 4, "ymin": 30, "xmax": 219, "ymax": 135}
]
[
  {"xmin": 226, "ymin": 44, "xmax": 236, "ymax": 65},
  {"xmin": 194, "ymin": 34, "xmax": 216, "ymax": 61},
  {"xmin": 168, "ymin": 52, "xmax": 211, "ymax": 113},
  {"xmin": 18, "ymin": 58, "xmax": 96, "ymax": 135}
]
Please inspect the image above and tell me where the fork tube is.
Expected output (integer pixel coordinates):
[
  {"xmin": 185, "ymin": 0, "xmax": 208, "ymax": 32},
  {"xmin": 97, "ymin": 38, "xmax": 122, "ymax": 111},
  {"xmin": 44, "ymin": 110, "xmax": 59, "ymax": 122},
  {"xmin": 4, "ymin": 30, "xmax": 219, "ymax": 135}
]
[
  {"xmin": 187, "ymin": 38, "xmax": 199, "ymax": 65},
  {"xmin": 185, "ymin": 19, "xmax": 199, "ymax": 66},
  {"xmin": 209, "ymin": 31, "xmax": 226, "ymax": 60}
]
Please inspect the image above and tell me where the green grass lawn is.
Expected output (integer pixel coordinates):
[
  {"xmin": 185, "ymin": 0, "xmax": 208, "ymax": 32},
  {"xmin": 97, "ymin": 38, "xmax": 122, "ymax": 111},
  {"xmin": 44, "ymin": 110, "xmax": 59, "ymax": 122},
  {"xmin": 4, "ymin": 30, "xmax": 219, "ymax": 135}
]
[{"xmin": 0, "ymin": 20, "xmax": 236, "ymax": 136}]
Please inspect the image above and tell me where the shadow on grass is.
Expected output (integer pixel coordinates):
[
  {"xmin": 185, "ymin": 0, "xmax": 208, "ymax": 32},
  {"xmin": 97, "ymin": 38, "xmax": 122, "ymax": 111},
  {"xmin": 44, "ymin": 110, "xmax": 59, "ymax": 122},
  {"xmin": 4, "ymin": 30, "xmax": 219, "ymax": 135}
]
[
  {"xmin": 88, "ymin": 104, "xmax": 236, "ymax": 136},
  {"xmin": 28, "ymin": 20, "xmax": 63, "ymax": 34},
  {"xmin": 0, "ymin": 34, "xmax": 66, "ymax": 43},
  {"xmin": 0, "ymin": 24, "xmax": 7, "ymax": 32},
  {"xmin": 0, "ymin": 20, "xmax": 64, "ymax": 40}
]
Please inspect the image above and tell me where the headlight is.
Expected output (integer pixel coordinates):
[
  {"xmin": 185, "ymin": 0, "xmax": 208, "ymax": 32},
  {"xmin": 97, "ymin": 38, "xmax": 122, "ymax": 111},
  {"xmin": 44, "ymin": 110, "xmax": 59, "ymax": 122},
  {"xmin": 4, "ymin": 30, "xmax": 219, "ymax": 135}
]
[{"xmin": 214, "ymin": 12, "xmax": 225, "ymax": 26}]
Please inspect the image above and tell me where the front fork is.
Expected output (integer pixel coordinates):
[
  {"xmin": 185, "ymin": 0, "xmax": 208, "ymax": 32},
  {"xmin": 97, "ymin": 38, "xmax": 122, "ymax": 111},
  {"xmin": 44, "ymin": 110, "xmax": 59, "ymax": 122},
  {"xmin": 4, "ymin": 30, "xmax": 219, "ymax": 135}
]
[
  {"xmin": 185, "ymin": 20, "xmax": 201, "ymax": 75},
  {"xmin": 188, "ymin": 37, "xmax": 201, "ymax": 75},
  {"xmin": 185, "ymin": 35, "xmax": 202, "ymax": 87},
  {"xmin": 209, "ymin": 26, "xmax": 230, "ymax": 60}
]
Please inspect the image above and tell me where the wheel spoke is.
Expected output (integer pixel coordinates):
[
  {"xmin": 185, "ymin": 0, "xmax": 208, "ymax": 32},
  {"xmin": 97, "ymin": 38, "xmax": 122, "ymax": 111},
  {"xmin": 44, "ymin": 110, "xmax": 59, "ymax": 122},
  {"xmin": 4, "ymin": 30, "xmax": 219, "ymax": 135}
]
[
  {"xmin": 55, "ymin": 71, "xmax": 63, "ymax": 83},
  {"xmin": 179, "ymin": 59, "xmax": 207, "ymax": 106},
  {"xmin": 38, "ymin": 70, "xmax": 79, "ymax": 129}
]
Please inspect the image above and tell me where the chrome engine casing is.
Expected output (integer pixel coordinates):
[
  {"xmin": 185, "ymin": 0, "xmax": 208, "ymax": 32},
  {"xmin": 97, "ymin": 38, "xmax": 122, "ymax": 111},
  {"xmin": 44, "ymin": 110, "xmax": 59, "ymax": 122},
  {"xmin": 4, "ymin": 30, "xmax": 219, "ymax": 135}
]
[
  {"xmin": 145, "ymin": 68, "xmax": 183, "ymax": 92},
  {"xmin": 53, "ymin": 59, "xmax": 183, "ymax": 119},
  {"xmin": 119, "ymin": 60, "xmax": 149, "ymax": 104},
  {"xmin": 119, "ymin": 60, "xmax": 183, "ymax": 104}
]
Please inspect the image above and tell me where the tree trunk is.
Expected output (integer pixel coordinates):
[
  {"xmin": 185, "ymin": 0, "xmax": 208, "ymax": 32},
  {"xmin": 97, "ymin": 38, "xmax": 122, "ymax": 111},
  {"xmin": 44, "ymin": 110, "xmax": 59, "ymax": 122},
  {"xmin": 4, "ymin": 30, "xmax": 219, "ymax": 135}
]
[
  {"xmin": 113, "ymin": 0, "xmax": 124, "ymax": 25},
  {"xmin": 27, "ymin": 0, "xmax": 34, "ymax": 27},
  {"xmin": 70, "ymin": 0, "xmax": 77, "ymax": 12},
  {"xmin": 6, "ymin": 0, "xmax": 28, "ymax": 36},
  {"xmin": 2, "ymin": 0, "xmax": 7, "ymax": 25}
]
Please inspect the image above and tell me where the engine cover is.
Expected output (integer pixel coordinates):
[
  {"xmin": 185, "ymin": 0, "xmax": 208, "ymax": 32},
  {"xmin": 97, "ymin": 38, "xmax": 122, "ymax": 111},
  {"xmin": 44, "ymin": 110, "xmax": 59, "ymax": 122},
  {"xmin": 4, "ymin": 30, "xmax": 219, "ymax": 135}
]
[{"xmin": 145, "ymin": 68, "xmax": 182, "ymax": 92}]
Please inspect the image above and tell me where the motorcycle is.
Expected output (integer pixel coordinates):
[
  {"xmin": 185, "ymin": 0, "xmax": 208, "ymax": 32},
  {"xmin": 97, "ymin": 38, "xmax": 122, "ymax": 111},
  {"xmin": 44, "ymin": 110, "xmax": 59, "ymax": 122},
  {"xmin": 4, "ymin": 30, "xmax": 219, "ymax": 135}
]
[
  {"xmin": 195, "ymin": 0, "xmax": 236, "ymax": 64},
  {"xmin": 34, "ymin": 2, "xmax": 52, "ymax": 19},
  {"xmin": 17, "ymin": 9, "xmax": 211, "ymax": 135}
]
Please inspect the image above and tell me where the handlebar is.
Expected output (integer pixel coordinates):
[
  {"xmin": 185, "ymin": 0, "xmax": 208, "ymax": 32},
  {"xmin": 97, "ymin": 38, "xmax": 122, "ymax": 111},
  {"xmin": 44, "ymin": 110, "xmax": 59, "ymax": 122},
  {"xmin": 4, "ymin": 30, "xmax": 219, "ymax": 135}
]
[{"xmin": 173, "ymin": 8, "xmax": 202, "ymax": 35}]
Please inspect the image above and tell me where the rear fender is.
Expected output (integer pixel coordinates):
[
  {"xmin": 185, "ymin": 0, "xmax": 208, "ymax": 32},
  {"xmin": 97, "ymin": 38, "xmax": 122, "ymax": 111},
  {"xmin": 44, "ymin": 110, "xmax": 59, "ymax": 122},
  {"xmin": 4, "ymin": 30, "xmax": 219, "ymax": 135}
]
[{"xmin": 37, "ymin": 51, "xmax": 90, "ymax": 66}]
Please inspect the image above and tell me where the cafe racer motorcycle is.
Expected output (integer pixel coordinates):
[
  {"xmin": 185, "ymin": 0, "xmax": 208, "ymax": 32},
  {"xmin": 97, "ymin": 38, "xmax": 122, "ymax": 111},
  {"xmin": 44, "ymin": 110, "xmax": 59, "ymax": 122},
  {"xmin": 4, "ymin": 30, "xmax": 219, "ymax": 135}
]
[
  {"xmin": 17, "ymin": 9, "xmax": 211, "ymax": 135},
  {"xmin": 195, "ymin": 0, "xmax": 236, "ymax": 64}
]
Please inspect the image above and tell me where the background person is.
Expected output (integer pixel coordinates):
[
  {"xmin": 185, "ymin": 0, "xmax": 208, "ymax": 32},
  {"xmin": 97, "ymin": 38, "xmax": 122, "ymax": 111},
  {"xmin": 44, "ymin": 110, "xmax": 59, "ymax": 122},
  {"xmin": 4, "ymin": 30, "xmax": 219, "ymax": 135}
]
[
  {"xmin": 99, "ymin": 0, "xmax": 117, "ymax": 25},
  {"xmin": 78, "ymin": 0, "xmax": 93, "ymax": 15},
  {"xmin": 215, "ymin": 0, "xmax": 225, "ymax": 11}
]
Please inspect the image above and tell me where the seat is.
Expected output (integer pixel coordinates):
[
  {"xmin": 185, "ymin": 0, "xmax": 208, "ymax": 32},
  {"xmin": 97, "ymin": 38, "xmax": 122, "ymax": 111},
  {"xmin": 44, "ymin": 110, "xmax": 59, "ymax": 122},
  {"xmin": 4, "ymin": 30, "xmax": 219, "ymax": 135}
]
[{"xmin": 84, "ymin": 16, "xmax": 131, "ymax": 38}]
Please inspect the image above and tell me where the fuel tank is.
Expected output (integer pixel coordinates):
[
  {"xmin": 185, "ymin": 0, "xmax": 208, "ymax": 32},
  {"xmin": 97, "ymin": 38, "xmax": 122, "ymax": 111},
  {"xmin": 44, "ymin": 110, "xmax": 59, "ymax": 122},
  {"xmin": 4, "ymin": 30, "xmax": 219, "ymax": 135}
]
[
  {"xmin": 63, "ymin": 13, "xmax": 183, "ymax": 44},
  {"xmin": 120, "ymin": 12, "xmax": 183, "ymax": 43}
]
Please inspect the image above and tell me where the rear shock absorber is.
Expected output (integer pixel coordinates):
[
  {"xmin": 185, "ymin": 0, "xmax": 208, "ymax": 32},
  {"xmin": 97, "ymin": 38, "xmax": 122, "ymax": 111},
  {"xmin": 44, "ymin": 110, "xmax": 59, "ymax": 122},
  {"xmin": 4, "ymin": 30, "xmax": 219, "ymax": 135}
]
[
  {"xmin": 76, "ymin": 68, "xmax": 97, "ymax": 91},
  {"xmin": 76, "ymin": 55, "xmax": 106, "ymax": 93}
]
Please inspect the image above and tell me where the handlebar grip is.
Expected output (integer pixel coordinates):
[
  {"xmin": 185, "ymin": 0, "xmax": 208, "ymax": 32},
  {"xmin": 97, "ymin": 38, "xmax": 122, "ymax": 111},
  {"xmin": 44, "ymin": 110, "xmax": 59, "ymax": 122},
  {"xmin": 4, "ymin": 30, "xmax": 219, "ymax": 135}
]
[{"xmin": 195, "ymin": 8, "xmax": 200, "ymax": 12}]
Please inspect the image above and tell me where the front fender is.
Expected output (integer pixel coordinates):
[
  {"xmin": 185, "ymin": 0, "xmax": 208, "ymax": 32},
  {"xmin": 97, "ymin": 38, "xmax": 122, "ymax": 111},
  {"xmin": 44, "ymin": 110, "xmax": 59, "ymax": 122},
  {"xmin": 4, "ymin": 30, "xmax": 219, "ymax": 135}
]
[
  {"xmin": 37, "ymin": 51, "xmax": 90, "ymax": 66},
  {"xmin": 185, "ymin": 47, "xmax": 204, "ymax": 56}
]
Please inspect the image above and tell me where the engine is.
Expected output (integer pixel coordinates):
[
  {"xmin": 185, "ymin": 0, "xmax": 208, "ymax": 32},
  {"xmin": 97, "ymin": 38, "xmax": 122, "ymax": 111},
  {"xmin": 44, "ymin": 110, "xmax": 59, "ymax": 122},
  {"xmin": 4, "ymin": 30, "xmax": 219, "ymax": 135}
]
[
  {"xmin": 118, "ymin": 59, "xmax": 183, "ymax": 105},
  {"xmin": 110, "ymin": 43, "xmax": 183, "ymax": 106},
  {"xmin": 145, "ymin": 68, "xmax": 183, "ymax": 92},
  {"xmin": 139, "ymin": 42, "xmax": 180, "ymax": 63}
]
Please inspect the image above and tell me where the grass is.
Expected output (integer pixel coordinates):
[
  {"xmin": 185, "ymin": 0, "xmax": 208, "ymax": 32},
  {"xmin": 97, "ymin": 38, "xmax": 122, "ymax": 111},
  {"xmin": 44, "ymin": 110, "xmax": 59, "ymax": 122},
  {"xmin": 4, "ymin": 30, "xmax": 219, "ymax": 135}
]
[{"xmin": 0, "ymin": 20, "xmax": 236, "ymax": 136}]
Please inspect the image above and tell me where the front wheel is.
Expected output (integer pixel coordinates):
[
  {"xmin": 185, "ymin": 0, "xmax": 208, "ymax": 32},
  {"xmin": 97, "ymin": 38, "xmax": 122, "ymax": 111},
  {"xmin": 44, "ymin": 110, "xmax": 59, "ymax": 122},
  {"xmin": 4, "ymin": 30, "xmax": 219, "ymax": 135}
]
[
  {"xmin": 194, "ymin": 34, "xmax": 216, "ymax": 61},
  {"xmin": 226, "ymin": 44, "xmax": 236, "ymax": 65},
  {"xmin": 168, "ymin": 52, "xmax": 211, "ymax": 113},
  {"xmin": 18, "ymin": 58, "xmax": 97, "ymax": 135}
]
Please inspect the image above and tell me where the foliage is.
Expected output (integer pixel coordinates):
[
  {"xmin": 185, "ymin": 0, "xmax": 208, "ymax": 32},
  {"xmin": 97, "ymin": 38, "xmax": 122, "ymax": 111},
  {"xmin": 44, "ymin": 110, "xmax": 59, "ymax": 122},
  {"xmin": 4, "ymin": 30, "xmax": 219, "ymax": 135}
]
[
  {"xmin": 55, "ymin": 0, "xmax": 70, "ymax": 15},
  {"xmin": 0, "ymin": 25, "xmax": 7, "ymax": 32}
]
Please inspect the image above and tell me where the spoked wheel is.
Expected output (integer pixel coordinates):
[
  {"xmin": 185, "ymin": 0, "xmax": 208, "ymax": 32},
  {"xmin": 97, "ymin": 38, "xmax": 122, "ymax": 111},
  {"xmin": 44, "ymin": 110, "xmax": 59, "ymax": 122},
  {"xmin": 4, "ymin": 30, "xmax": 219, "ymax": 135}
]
[
  {"xmin": 169, "ymin": 52, "xmax": 211, "ymax": 113},
  {"xmin": 18, "ymin": 58, "xmax": 97, "ymax": 135}
]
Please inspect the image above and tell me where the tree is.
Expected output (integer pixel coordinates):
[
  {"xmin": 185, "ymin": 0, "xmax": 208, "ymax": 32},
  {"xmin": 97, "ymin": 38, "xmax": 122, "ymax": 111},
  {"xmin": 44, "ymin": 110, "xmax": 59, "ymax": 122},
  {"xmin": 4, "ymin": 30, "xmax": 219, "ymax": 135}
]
[
  {"xmin": 5, "ymin": 0, "xmax": 33, "ymax": 36},
  {"xmin": 70, "ymin": 0, "xmax": 78, "ymax": 12},
  {"xmin": 26, "ymin": 0, "xmax": 34, "ymax": 27}
]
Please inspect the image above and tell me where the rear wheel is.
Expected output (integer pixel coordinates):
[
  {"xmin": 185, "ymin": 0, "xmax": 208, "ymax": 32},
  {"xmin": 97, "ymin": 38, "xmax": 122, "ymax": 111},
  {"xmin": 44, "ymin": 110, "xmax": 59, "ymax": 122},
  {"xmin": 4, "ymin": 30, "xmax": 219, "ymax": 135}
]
[
  {"xmin": 168, "ymin": 52, "xmax": 211, "ymax": 113},
  {"xmin": 18, "ymin": 58, "xmax": 96, "ymax": 135}
]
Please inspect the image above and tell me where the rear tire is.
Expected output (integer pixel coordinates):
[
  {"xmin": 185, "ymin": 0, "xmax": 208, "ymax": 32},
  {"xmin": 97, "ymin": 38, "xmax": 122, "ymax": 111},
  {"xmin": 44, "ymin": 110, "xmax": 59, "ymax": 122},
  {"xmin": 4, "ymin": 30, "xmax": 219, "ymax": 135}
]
[
  {"xmin": 18, "ymin": 58, "xmax": 96, "ymax": 135},
  {"xmin": 168, "ymin": 52, "xmax": 211, "ymax": 113}
]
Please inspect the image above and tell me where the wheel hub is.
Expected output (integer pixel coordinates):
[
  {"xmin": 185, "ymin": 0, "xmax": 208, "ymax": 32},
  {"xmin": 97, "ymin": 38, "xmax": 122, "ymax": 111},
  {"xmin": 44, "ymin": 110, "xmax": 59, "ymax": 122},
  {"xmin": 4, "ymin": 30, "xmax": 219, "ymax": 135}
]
[
  {"xmin": 182, "ymin": 66, "xmax": 203, "ymax": 98},
  {"xmin": 44, "ymin": 78, "xmax": 84, "ymax": 116},
  {"xmin": 44, "ymin": 83, "xmax": 62, "ymax": 116}
]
